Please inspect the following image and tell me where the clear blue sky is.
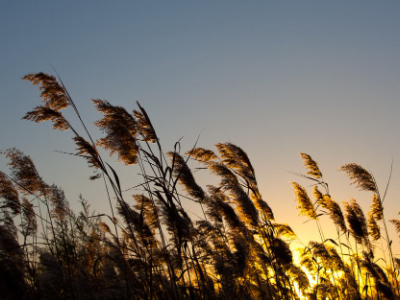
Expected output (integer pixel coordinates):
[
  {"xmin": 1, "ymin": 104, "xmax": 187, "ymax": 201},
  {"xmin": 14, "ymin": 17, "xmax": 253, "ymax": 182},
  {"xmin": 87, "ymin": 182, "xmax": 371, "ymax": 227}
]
[{"xmin": 2, "ymin": 1, "xmax": 400, "ymax": 252}]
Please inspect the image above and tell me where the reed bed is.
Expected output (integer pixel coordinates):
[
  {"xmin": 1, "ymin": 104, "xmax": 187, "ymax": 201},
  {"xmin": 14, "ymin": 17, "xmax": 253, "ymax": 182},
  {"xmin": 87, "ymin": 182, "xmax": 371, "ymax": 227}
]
[{"xmin": 0, "ymin": 72, "xmax": 400, "ymax": 299}]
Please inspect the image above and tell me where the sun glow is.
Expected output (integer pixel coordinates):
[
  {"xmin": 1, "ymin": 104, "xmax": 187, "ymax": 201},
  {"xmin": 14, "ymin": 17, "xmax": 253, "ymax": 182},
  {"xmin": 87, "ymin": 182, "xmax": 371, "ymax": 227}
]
[{"xmin": 1, "ymin": 72, "xmax": 400, "ymax": 299}]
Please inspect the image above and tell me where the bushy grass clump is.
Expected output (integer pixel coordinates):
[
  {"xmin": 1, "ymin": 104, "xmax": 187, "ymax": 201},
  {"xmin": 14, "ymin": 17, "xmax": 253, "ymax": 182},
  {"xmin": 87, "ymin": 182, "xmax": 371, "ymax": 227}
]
[{"xmin": 0, "ymin": 72, "xmax": 400, "ymax": 299}]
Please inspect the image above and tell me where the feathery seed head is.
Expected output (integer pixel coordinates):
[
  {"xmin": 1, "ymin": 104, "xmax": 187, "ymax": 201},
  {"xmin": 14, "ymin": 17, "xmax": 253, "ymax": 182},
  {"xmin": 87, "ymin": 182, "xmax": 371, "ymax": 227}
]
[
  {"xmin": 133, "ymin": 110, "xmax": 157, "ymax": 143},
  {"xmin": 48, "ymin": 184, "xmax": 69, "ymax": 221},
  {"xmin": 185, "ymin": 147, "xmax": 217, "ymax": 162},
  {"xmin": 99, "ymin": 221, "xmax": 111, "ymax": 233},
  {"xmin": 216, "ymin": 143, "xmax": 256, "ymax": 185},
  {"xmin": 3, "ymin": 148, "xmax": 44, "ymax": 195},
  {"xmin": 167, "ymin": 152, "xmax": 205, "ymax": 201},
  {"xmin": 228, "ymin": 185, "xmax": 259, "ymax": 227},
  {"xmin": 210, "ymin": 191, "xmax": 243, "ymax": 230},
  {"xmin": 93, "ymin": 99, "xmax": 139, "ymax": 165},
  {"xmin": 21, "ymin": 198, "xmax": 37, "ymax": 236},
  {"xmin": 133, "ymin": 194, "xmax": 159, "ymax": 233},
  {"xmin": 291, "ymin": 182, "xmax": 318, "ymax": 219},
  {"xmin": 216, "ymin": 143, "xmax": 255, "ymax": 174},
  {"xmin": 287, "ymin": 265, "xmax": 310, "ymax": 294},
  {"xmin": 367, "ymin": 212, "xmax": 381, "ymax": 241},
  {"xmin": 273, "ymin": 223, "xmax": 296, "ymax": 240},
  {"xmin": 205, "ymin": 161, "xmax": 239, "ymax": 187},
  {"xmin": 370, "ymin": 193, "xmax": 383, "ymax": 221},
  {"xmin": 252, "ymin": 195, "xmax": 274, "ymax": 221},
  {"xmin": 299, "ymin": 153, "xmax": 322, "ymax": 179},
  {"xmin": 313, "ymin": 186, "xmax": 324, "ymax": 205},
  {"xmin": 343, "ymin": 198, "xmax": 369, "ymax": 245},
  {"xmin": 390, "ymin": 219, "xmax": 400, "ymax": 239},
  {"xmin": 23, "ymin": 106, "xmax": 70, "ymax": 131},
  {"xmin": 271, "ymin": 238, "xmax": 292, "ymax": 265},
  {"xmin": 0, "ymin": 171, "xmax": 20, "ymax": 215},
  {"xmin": 339, "ymin": 163, "xmax": 377, "ymax": 192},
  {"xmin": 23, "ymin": 72, "xmax": 69, "ymax": 111},
  {"xmin": 73, "ymin": 136, "xmax": 102, "ymax": 169},
  {"xmin": 326, "ymin": 198, "xmax": 347, "ymax": 232}
]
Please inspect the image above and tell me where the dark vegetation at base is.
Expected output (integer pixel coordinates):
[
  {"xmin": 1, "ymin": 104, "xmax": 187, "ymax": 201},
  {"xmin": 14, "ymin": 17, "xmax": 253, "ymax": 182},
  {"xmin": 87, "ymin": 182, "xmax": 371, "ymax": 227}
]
[{"xmin": 0, "ymin": 72, "xmax": 400, "ymax": 299}]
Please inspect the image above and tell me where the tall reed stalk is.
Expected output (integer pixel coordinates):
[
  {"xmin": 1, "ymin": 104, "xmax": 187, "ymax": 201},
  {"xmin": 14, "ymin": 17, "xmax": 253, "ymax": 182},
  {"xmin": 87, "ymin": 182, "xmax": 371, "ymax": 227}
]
[{"xmin": 0, "ymin": 72, "xmax": 399, "ymax": 299}]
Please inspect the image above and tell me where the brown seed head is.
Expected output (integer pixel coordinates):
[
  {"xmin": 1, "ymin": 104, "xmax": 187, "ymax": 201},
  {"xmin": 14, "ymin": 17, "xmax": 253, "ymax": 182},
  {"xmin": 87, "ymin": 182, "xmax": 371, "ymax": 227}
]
[
  {"xmin": 299, "ymin": 153, "xmax": 322, "ymax": 179},
  {"xmin": 339, "ymin": 163, "xmax": 377, "ymax": 192},
  {"xmin": 23, "ymin": 72, "xmax": 69, "ymax": 111},
  {"xmin": 370, "ymin": 193, "xmax": 383, "ymax": 221},
  {"xmin": 291, "ymin": 182, "xmax": 318, "ymax": 219}
]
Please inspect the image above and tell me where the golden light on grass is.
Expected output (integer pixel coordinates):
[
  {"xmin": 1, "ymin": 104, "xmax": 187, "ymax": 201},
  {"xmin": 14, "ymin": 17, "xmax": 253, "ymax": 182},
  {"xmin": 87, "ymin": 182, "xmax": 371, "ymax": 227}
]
[{"xmin": 0, "ymin": 72, "xmax": 399, "ymax": 299}]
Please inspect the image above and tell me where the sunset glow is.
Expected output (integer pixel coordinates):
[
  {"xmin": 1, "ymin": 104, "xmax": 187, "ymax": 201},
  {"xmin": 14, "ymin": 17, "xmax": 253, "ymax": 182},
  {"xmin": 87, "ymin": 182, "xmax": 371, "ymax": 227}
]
[{"xmin": 2, "ymin": 1, "xmax": 400, "ymax": 299}]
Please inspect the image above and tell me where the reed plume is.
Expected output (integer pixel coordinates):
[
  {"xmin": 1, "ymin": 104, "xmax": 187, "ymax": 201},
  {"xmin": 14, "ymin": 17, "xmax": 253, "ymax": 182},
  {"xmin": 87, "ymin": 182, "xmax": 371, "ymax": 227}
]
[
  {"xmin": 93, "ymin": 99, "xmax": 139, "ymax": 165},
  {"xmin": 291, "ymin": 182, "xmax": 318, "ymax": 219},
  {"xmin": 370, "ymin": 193, "xmax": 383, "ymax": 221},
  {"xmin": 228, "ymin": 184, "xmax": 259, "ymax": 227},
  {"xmin": 270, "ymin": 237, "xmax": 292, "ymax": 266},
  {"xmin": 367, "ymin": 212, "xmax": 381, "ymax": 241},
  {"xmin": 133, "ymin": 109, "xmax": 157, "ymax": 143},
  {"xmin": 21, "ymin": 198, "xmax": 37, "ymax": 236},
  {"xmin": 167, "ymin": 152, "xmax": 205, "ymax": 201},
  {"xmin": 313, "ymin": 186, "xmax": 324, "ymax": 206},
  {"xmin": 23, "ymin": 106, "xmax": 70, "ymax": 131},
  {"xmin": 390, "ymin": 218, "xmax": 400, "ymax": 239},
  {"xmin": 0, "ymin": 171, "xmax": 20, "ymax": 215},
  {"xmin": 287, "ymin": 264, "xmax": 310, "ymax": 295},
  {"xmin": 3, "ymin": 148, "xmax": 44, "ymax": 195},
  {"xmin": 185, "ymin": 147, "xmax": 217, "ymax": 162},
  {"xmin": 3, "ymin": 71, "xmax": 400, "ymax": 300},
  {"xmin": 73, "ymin": 136, "xmax": 102, "ymax": 169},
  {"xmin": 133, "ymin": 194, "xmax": 159, "ymax": 234},
  {"xmin": 205, "ymin": 161, "xmax": 239, "ymax": 188},
  {"xmin": 299, "ymin": 153, "xmax": 322, "ymax": 179},
  {"xmin": 22, "ymin": 72, "xmax": 69, "ymax": 111},
  {"xmin": 324, "ymin": 195, "xmax": 347, "ymax": 232},
  {"xmin": 209, "ymin": 190, "xmax": 244, "ymax": 230},
  {"xmin": 216, "ymin": 143, "xmax": 256, "ymax": 185},
  {"xmin": 339, "ymin": 163, "xmax": 377, "ymax": 192},
  {"xmin": 48, "ymin": 184, "xmax": 69, "ymax": 221},
  {"xmin": 343, "ymin": 199, "xmax": 369, "ymax": 246},
  {"xmin": 252, "ymin": 195, "xmax": 275, "ymax": 221}
]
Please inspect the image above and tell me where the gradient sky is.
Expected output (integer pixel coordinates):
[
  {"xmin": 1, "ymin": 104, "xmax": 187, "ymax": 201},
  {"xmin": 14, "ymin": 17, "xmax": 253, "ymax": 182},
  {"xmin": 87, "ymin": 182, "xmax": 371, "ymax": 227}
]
[{"xmin": 2, "ymin": 1, "xmax": 400, "ymax": 254}]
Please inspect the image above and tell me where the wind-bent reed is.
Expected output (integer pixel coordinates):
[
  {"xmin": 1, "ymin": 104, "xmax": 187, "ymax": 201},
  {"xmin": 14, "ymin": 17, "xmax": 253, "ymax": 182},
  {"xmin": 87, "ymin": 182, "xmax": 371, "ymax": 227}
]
[{"xmin": 0, "ymin": 72, "xmax": 399, "ymax": 299}]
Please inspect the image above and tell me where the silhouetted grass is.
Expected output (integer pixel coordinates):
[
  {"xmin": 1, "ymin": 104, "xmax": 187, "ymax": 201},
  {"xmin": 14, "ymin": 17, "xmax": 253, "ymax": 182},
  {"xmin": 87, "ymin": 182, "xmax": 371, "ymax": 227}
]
[{"xmin": 0, "ymin": 72, "xmax": 399, "ymax": 299}]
